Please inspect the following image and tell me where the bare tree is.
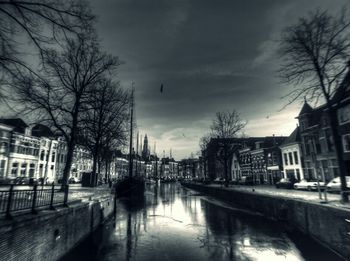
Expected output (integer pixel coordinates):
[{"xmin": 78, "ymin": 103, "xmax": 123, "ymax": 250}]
[
  {"xmin": 279, "ymin": 9, "xmax": 350, "ymax": 202},
  {"xmin": 11, "ymin": 33, "xmax": 120, "ymax": 187},
  {"xmin": 210, "ymin": 110, "xmax": 246, "ymax": 187},
  {"xmin": 0, "ymin": 0, "xmax": 93, "ymax": 92},
  {"xmin": 79, "ymin": 79, "xmax": 129, "ymax": 186},
  {"xmin": 199, "ymin": 134, "xmax": 211, "ymax": 152},
  {"xmin": 199, "ymin": 134, "xmax": 212, "ymax": 180}
]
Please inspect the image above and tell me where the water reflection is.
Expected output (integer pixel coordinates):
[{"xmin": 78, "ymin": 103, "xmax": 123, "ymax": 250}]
[{"xmin": 62, "ymin": 183, "xmax": 342, "ymax": 261}]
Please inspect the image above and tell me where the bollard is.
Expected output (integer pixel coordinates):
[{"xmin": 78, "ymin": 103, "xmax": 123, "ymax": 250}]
[
  {"xmin": 49, "ymin": 183, "xmax": 55, "ymax": 210},
  {"xmin": 32, "ymin": 184, "xmax": 38, "ymax": 214},
  {"xmin": 6, "ymin": 185, "xmax": 14, "ymax": 219}
]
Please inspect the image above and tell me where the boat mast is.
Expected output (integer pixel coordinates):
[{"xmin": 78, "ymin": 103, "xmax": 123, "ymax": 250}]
[{"xmin": 129, "ymin": 83, "xmax": 134, "ymax": 179}]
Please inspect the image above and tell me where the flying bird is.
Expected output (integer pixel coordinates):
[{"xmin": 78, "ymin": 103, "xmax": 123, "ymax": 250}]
[{"xmin": 160, "ymin": 83, "xmax": 164, "ymax": 93}]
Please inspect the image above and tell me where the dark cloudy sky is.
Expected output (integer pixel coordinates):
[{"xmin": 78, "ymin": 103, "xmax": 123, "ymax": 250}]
[{"xmin": 90, "ymin": 0, "xmax": 348, "ymax": 160}]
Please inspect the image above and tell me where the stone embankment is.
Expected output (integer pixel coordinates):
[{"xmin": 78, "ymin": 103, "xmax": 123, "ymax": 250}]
[
  {"xmin": 0, "ymin": 188, "xmax": 115, "ymax": 261},
  {"xmin": 182, "ymin": 182, "xmax": 350, "ymax": 260}
]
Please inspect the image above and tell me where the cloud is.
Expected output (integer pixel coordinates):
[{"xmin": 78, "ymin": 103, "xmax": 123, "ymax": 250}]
[{"xmin": 89, "ymin": 0, "xmax": 349, "ymax": 159}]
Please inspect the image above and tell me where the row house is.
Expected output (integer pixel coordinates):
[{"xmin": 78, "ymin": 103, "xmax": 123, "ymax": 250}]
[
  {"xmin": 230, "ymin": 152, "xmax": 241, "ymax": 181},
  {"xmin": 206, "ymin": 136, "xmax": 285, "ymax": 184},
  {"xmin": 280, "ymin": 127, "xmax": 304, "ymax": 181},
  {"xmin": 239, "ymin": 137, "xmax": 285, "ymax": 185},
  {"xmin": 71, "ymin": 146, "xmax": 93, "ymax": 180},
  {"xmin": 333, "ymin": 77, "xmax": 350, "ymax": 175},
  {"xmin": 1, "ymin": 119, "xmax": 41, "ymax": 180},
  {"xmin": 0, "ymin": 123, "xmax": 14, "ymax": 179},
  {"xmin": 0, "ymin": 118, "xmax": 94, "ymax": 183},
  {"xmin": 298, "ymin": 102, "xmax": 340, "ymax": 181},
  {"xmin": 32, "ymin": 124, "xmax": 62, "ymax": 182}
]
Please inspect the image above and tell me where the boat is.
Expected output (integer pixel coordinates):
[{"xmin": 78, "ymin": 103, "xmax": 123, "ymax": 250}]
[
  {"xmin": 115, "ymin": 177, "xmax": 145, "ymax": 198},
  {"xmin": 115, "ymin": 84, "xmax": 145, "ymax": 198}
]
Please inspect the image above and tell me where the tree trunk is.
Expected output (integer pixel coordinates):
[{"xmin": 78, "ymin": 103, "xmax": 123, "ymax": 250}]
[
  {"xmin": 224, "ymin": 143, "xmax": 229, "ymax": 187},
  {"xmin": 61, "ymin": 105, "xmax": 79, "ymax": 189},
  {"xmin": 328, "ymin": 108, "xmax": 348, "ymax": 202},
  {"xmin": 61, "ymin": 138, "xmax": 75, "ymax": 189},
  {"xmin": 92, "ymin": 152, "xmax": 98, "ymax": 187},
  {"xmin": 105, "ymin": 160, "xmax": 108, "ymax": 183},
  {"xmin": 97, "ymin": 157, "xmax": 101, "ymax": 185}
]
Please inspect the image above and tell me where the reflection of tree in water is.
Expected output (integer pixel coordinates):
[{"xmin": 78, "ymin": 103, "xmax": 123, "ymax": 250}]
[
  {"xmin": 158, "ymin": 183, "xmax": 176, "ymax": 204},
  {"xmin": 180, "ymin": 189, "xmax": 201, "ymax": 225},
  {"xmin": 118, "ymin": 197, "xmax": 149, "ymax": 261},
  {"xmin": 199, "ymin": 200, "xmax": 292, "ymax": 260}
]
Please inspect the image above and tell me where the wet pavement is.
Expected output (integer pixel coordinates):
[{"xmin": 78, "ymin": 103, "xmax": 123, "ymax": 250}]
[
  {"xmin": 62, "ymin": 183, "xmax": 343, "ymax": 261},
  {"xmin": 201, "ymin": 183, "xmax": 350, "ymax": 209}
]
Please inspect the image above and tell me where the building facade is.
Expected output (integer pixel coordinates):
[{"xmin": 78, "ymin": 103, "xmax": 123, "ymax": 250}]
[{"xmin": 280, "ymin": 127, "xmax": 304, "ymax": 181}]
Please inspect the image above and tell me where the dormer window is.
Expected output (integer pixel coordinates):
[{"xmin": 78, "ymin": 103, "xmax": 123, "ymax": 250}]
[{"xmin": 300, "ymin": 119, "xmax": 308, "ymax": 131}]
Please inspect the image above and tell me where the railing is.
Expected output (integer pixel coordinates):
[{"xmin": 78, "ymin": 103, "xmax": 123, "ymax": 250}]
[{"xmin": 0, "ymin": 184, "xmax": 69, "ymax": 219}]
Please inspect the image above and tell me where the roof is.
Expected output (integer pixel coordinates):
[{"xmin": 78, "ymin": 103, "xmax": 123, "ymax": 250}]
[
  {"xmin": 0, "ymin": 118, "xmax": 28, "ymax": 133},
  {"xmin": 281, "ymin": 127, "xmax": 300, "ymax": 146},
  {"xmin": 207, "ymin": 136, "xmax": 286, "ymax": 153},
  {"xmin": 31, "ymin": 124, "xmax": 54, "ymax": 138},
  {"xmin": 331, "ymin": 68, "xmax": 350, "ymax": 104},
  {"xmin": 298, "ymin": 101, "xmax": 313, "ymax": 117}
]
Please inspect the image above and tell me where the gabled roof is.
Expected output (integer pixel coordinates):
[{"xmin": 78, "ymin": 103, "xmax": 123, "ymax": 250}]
[
  {"xmin": 281, "ymin": 127, "xmax": 300, "ymax": 146},
  {"xmin": 298, "ymin": 101, "xmax": 313, "ymax": 117}
]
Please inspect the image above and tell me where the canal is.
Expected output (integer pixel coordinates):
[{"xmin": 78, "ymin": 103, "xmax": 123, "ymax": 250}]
[{"xmin": 62, "ymin": 183, "xmax": 342, "ymax": 261}]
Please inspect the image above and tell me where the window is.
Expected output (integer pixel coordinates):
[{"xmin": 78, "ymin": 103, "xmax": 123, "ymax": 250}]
[
  {"xmin": 325, "ymin": 129, "xmax": 334, "ymax": 152},
  {"xmin": 40, "ymin": 150, "xmax": 45, "ymax": 161},
  {"xmin": 29, "ymin": 164, "xmax": 35, "ymax": 177},
  {"xmin": 51, "ymin": 152, "xmax": 56, "ymax": 162},
  {"xmin": 338, "ymin": 104, "xmax": 350, "ymax": 125},
  {"xmin": 289, "ymin": 152, "xmax": 294, "ymax": 165},
  {"xmin": 11, "ymin": 163, "xmax": 18, "ymax": 176},
  {"xmin": 284, "ymin": 153, "xmax": 288, "ymax": 165},
  {"xmin": 272, "ymin": 152, "xmax": 278, "ymax": 165},
  {"xmin": 0, "ymin": 160, "xmax": 5, "ymax": 177},
  {"xmin": 39, "ymin": 164, "xmax": 43, "ymax": 177},
  {"xmin": 296, "ymin": 169, "xmax": 301, "ymax": 180},
  {"xmin": 343, "ymin": 134, "xmax": 350, "ymax": 152},
  {"xmin": 293, "ymin": 151, "xmax": 299, "ymax": 165},
  {"xmin": 322, "ymin": 116, "xmax": 329, "ymax": 127},
  {"xmin": 20, "ymin": 163, "xmax": 27, "ymax": 176}
]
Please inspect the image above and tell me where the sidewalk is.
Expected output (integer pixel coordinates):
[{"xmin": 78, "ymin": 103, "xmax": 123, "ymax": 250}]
[
  {"xmin": 68, "ymin": 184, "xmax": 113, "ymax": 202},
  {"xmin": 190, "ymin": 182, "xmax": 350, "ymax": 210}
]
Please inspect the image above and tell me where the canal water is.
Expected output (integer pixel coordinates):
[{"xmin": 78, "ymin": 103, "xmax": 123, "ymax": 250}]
[{"xmin": 63, "ymin": 183, "xmax": 342, "ymax": 261}]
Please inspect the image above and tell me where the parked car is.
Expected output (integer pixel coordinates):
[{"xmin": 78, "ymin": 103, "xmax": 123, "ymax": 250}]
[
  {"xmin": 69, "ymin": 176, "xmax": 80, "ymax": 184},
  {"xmin": 275, "ymin": 178, "xmax": 296, "ymax": 189},
  {"xmin": 14, "ymin": 177, "xmax": 38, "ymax": 185},
  {"xmin": 213, "ymin": 177, "xmax": 225, "ymax": 184},
  {"xmin": 294, "ymin": 179, "xmax": 325, "ymax": 191},
  {"xmin": 238, "ymin": 176, "xmax": 254, "ymax": 185},
  {"xmin": 46, "ymin": 177, "xmax": 55, "ymax": 185},
  {"xmin": 326, "ymin": 176, "xmax": 350, "ymax": 193}
]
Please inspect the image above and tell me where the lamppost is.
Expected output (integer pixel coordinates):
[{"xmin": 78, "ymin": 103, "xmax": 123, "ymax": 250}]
[{"xmin": 308, "ymin": 133, "xmax": 328, "ymax": 202}]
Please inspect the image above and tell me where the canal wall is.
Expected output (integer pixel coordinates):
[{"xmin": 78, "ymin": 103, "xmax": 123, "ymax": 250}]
[
  {"xmin": 0, "ymin": 194, "xmax": 115, "ymax": 261},
  {"xmin": 182, "ymin": 182, "xmax": 350, "ymax": 260}
]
